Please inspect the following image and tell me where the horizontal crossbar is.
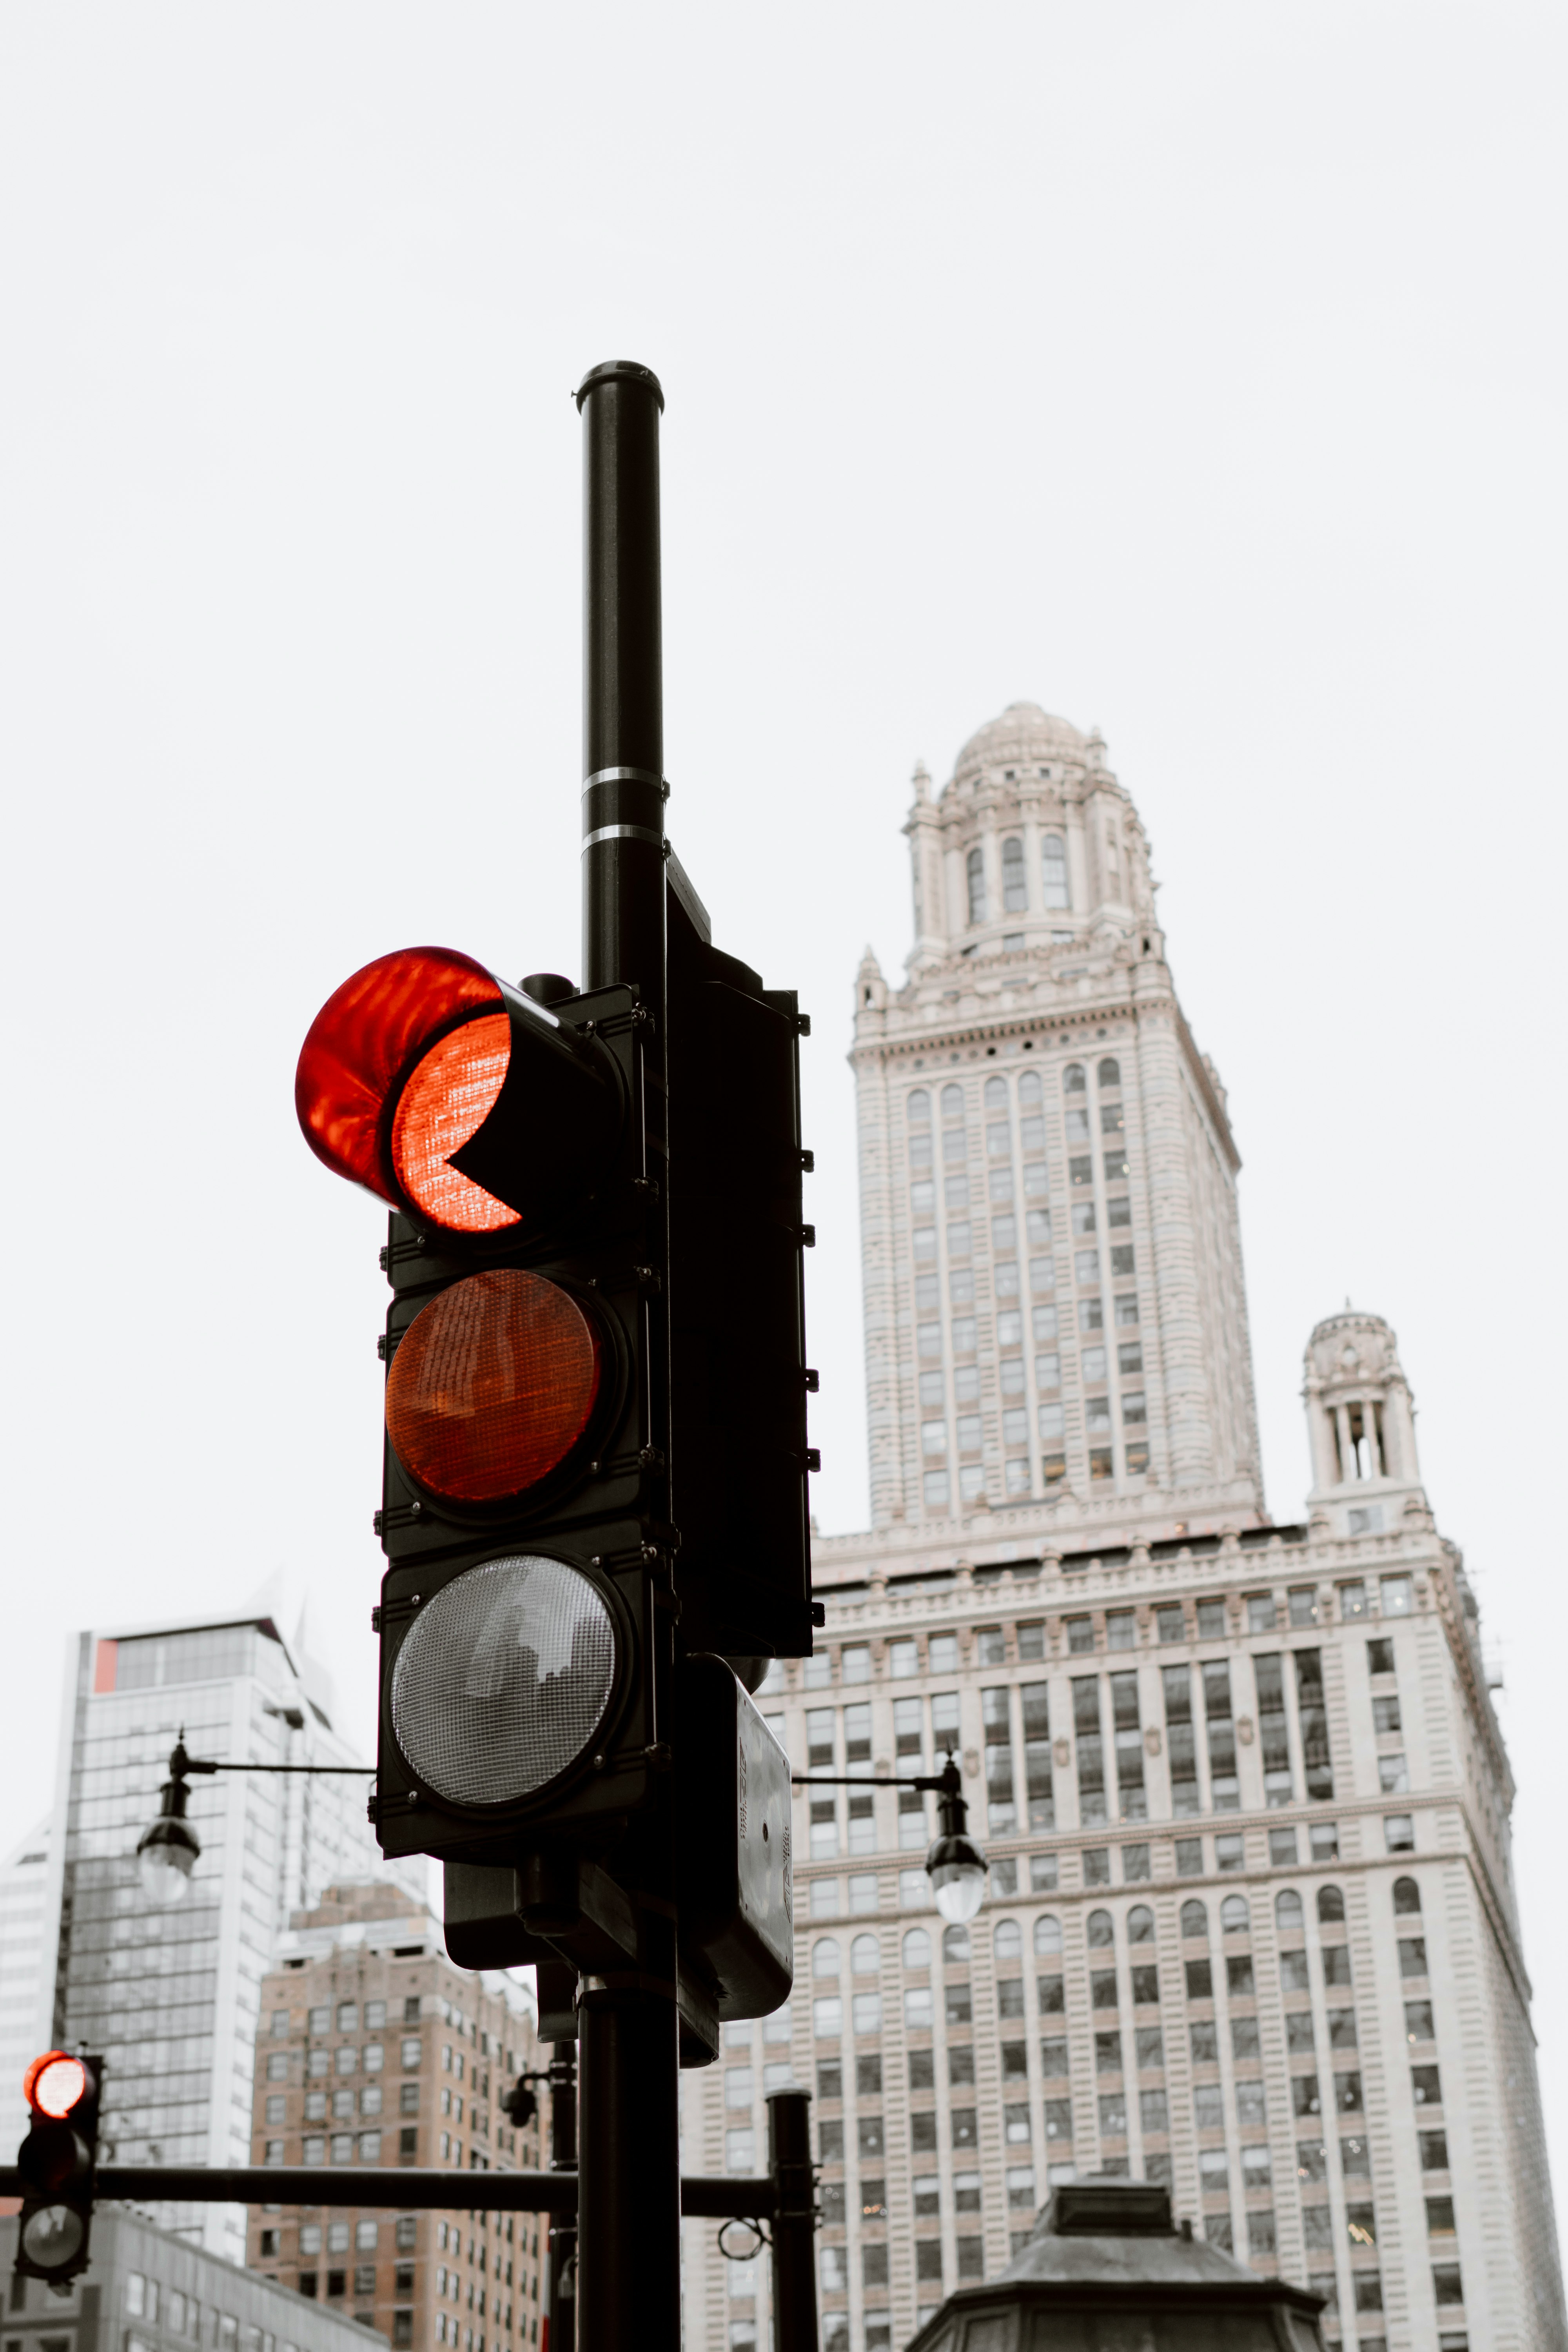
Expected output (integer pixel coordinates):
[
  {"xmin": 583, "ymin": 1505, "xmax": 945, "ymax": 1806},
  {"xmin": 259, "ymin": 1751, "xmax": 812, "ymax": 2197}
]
[{"xmin": 0, "ymin": 2165, "xmax": 777, "ymax": 2221}]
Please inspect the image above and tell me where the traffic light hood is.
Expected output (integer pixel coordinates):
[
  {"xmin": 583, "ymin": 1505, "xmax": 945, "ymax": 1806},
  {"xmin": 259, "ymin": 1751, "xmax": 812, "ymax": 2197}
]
[{"xmin": 296, "ymin": 945, "xmax": 622, "ymax": 1237}]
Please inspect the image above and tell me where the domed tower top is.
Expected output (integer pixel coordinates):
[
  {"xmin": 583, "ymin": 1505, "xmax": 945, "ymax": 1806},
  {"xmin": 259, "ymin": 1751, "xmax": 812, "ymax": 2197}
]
[
  {"xmin": 950, "ymin": 702, "xmax": 1091, "ymax": 783},
  {"xmin": 1302, "ymin": 1309, "xmax": 1426, "ymax": 1530},
  {"xmin": 903, "ymin": 701, "xmax": 1152, "ymax": 968}
]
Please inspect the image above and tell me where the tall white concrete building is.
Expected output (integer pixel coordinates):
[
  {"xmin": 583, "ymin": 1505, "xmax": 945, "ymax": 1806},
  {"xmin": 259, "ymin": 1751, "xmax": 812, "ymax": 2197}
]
[
  {"xmin": 0, "ymin": 1814, "xmax": 52, "ymax": 2159},
  {"xmin": 33, "ymin": 1605, "xmax": 426, "ymax": 2264},
  {"xmin": 682, "ymin": 705, "xmax": 1564, "ymax": 2352}
]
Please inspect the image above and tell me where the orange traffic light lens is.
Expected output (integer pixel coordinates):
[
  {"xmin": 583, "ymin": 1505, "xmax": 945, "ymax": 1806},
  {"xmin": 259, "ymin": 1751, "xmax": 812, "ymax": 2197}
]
[
  {"xmin": 25, "ymin": 2053, "xmax": 88, "ymax": 2119},
  {"xmin": 390, "ymin": 1013, "xmax": 520, "ymax": 1236},
  {"xmin": 385, "ymin": 1270, "xmax": 603, "ymax": 1503}
]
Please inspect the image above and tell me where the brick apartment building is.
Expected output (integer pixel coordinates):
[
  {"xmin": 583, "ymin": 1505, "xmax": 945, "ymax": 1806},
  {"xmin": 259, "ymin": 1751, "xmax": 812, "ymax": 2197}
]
[{"xmin": 245, "ymin": 1884, "xmax": 546, "ymax": 2352}]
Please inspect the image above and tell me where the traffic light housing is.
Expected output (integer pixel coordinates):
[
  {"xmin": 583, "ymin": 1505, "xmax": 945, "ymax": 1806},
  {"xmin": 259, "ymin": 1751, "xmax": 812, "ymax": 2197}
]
[
  {"xmin": 665, "ymin": 865, "xmax": 816, "ymax": 1668},
  {"xmin": 14, "ymin": 2051, "xmax": 101, "ymax": 2286},
  {"xmin": 297, "ymin": 953, "xmax": 670, "ymax": 1872}
]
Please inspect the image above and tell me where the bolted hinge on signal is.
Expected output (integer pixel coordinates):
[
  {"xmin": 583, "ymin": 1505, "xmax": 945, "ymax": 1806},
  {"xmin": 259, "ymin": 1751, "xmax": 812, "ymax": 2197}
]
[
  {"xmin": 803, "ymin": 1448, "xmax": 821, "ymax": 1473},
  {"xmin": 800, "ymin": 1149, "xmax": 815, "ymax": 1172},
  {"xmin": 805, "ymin": 1369, "xmax": 820, "ymax": 1392},
  {"xmin": 634, "ymin": 1264, "xmax": 662, "ymax": 1294},
  {"xmin": 370, "ymin": 1606, "xmax": 382, "ymax": 1634},
  {"xmin": 799, "ymin": 1225, "xmax": 816, "ymax": 1248},
  {"xmin": 795, "ymin": 1013, "xmax": 811, "ymax": 1036}
]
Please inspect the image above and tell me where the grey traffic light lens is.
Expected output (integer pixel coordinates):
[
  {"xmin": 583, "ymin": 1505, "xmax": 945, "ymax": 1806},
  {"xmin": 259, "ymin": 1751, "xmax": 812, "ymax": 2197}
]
[
  {"xmin": 391, "ymin": 1555, "xmax": 617, "ymax": 1806},
  {"xmin": 22, "ymin": 2204, "xmax": 84, "ymax": 2267}
]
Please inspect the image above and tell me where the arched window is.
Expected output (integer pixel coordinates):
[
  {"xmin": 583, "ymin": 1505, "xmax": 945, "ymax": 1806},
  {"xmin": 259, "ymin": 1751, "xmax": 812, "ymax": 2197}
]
[
  {"xmin": 1275, "ymin": 1889, "xmax": 1304, "ymax": 1931},
  {"xmin": 1063, "ymin": 1062, "xmax": 1087, "ymax": 1094},
  {"xmin": 902, "ymin": 1927, "xmax": 931, "ymax": 1970},
  {"xmin": 1127, "ymin": 1906, "xmax": 1155, "ymax": 1944},
  {"xmin": 994, "ymin": 1920, "xmax": 1022, "ymax": 1962},
  {"xmin": 1317, "ymin": 1886, "xmax": 1345, "ymax": 1924},
  {"xmin": 1221, "ymin": 1895, "xmax": 1250, "ymax": 1934},
  {"xmin": 812, "ymin": 1938, "xmax": 840, "ymax": 1978},
  {"xmin": 850, "ymin": 1934, "xmax": 880, "ymax": 1975},
  {"xmin": 1002, "ymin": 835, "xmax": 1027, "ymax": 913},
  {"xmin": 1180, "ymin": 1900, "xmax": 1207, "ymax": 1941},
  {"xmin": 1033, "ymin": 1915, "xmax": 1062, "ymax": 1957},
  {"xmin": 943, "ymin": 1923, "xmax": 971, "ymax": 1965},
  {"xmin": 941, "ymin": 1083, "xmax": 965, "ymax": 1121},
  {"xmin": 907, "ymin": 1089, "xmax": 931, "ymax": 1126},
  {"xmin": 984, "ymin": 1075, "xmax": 1008, "ymax": 1109},
  {"xmin": 1086, "ymin": 1909, "xmax": 1114, "ymax": 1949},
  {"xmin": 1097, "ymin": 1057, "xmax": 1121, "ymax": 1090},
  {"xmin": 967, "ymin": 845, "xmax": 986, "ymax": 925},
  {"xmin": 1042, "ymin": 831, "xmax": 1070, "ymax": 909},
  {"xmin": 1018, "ymin": 1070, "xmax": 1042, "ymax": 1107},
  {"xmin": 1393, "ymin": 1877, "xmax": 1421, "ymax": 1916}
]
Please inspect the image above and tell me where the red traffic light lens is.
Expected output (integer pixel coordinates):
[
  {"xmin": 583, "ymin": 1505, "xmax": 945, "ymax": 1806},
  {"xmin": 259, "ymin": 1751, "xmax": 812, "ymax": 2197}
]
[
  {"xmin": 25, "ymin": 2053, "xmax": 89, "ymax": 2120},
  {"xmin": 296, "ymin": 947, "xmax": 520, "ymax": 1233},
  {"xmin": 390, "ymin": 1011, "xmax": 517, "ymax": 1235},
  {"xmin": 385, "ymin": 1270, "xmax": 603, "ymax": 1503}
]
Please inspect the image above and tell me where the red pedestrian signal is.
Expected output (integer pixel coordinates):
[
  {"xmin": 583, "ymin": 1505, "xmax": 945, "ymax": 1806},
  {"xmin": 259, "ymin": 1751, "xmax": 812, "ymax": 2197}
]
[{"xmin": 14, "ymin": 2049, "xmax": 101, "ymax": 2285}]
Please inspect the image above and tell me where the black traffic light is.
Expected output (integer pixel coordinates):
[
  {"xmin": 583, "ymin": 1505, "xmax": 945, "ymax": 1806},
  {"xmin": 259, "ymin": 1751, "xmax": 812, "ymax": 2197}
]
[
  {"xmin": 499, "ymin": 2077, "xmax": 539, "ymax": 2129},
  {"xmin": 296, "ymin": 949, "xmax": 670, "ymax": 1872},
  {"xmin": 14, "ymin": 2050, "xmax": 101, "ymax": 2286}
]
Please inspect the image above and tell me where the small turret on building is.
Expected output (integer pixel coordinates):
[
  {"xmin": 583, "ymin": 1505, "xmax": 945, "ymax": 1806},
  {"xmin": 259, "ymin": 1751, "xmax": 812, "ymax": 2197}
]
[{"xmin": 1303, "ymin": 1310, "xmax": 1426, "ymax": 1536}]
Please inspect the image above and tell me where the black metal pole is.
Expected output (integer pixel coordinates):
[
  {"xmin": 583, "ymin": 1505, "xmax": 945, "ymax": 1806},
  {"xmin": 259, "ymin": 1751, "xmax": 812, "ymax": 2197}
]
[
  {"xmin": 766, "ymin": 2090, "xmax": 818, "ymax": 2352},
  {"xmin": 573, "ymin": 358, "xmax": 680, "ymax": 2352},
  {"xmin": 547, "ymin": 2048, "xmax": 578, "ymax": 2352}
]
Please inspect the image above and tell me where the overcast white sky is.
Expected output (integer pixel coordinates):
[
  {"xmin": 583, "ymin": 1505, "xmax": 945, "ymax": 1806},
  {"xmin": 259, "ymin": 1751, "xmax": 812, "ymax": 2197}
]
[{"xmin": 2, "ymin": 0, "xmax": 1564, "ymax": 2222}]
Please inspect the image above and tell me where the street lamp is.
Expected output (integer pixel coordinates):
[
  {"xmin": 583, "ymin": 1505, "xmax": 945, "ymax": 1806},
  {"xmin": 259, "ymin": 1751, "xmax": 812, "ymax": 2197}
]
[
  {"xmin": 791, "ymin": 1750, "xmax": 987, "ymax": 1923},
  {"xmin": 134, "ymin": 1737, "xmax": 376, "ymax": 1904}
]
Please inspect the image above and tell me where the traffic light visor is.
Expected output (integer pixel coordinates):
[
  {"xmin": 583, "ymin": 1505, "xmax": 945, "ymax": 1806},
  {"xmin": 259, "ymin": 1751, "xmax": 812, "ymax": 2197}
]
[
  {"xmin": 24, "ymin": 2053, "xmax": 90, "ymax": 2120},
  {"xmin": 385, "ymin": 1270, "xmax": 604, "ymax": 1504},
  {"xmin": 390, "ymin": 1555, "xmax": 617, "ymax": 1807},
  {"xmin": 295, "ymin": 947, "xmax": 520, "ymax": 1234}
]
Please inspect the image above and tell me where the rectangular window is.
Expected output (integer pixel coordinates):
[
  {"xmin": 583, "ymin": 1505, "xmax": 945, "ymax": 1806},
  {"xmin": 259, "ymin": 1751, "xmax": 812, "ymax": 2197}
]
[
  {"xmin": 1215, "ymin": 1833, "xmax": 1244, "ymax": 1871},
  {"xmin": 1163, "ymin": 1665, "xmax": 1198, "ymax": 1815},
  {"xmin": 1069, "ymin": 1156, "xmax": 1093, "ymax": 1187},
  {"xmin": 1073, "ymin": 1677, "xmax": 1106, "ymax": 1826},
  {"xmin": 1082, "ymin": 1344, "xmax": 1107, "ymax": 1381},
  {"xmin": 1079, "ymin": 1298, "xmax": 1104, "ymax": 1332},
  {"xmin": 922, "ymin": 1470, "xmax": 950, "ymax": 1510},
  {"xmin": 1114, "ymin": 1293, "xmax": 1139, "ymax": 1324},
  {"xmin": 1111, "ymin": 1671, "xmax": 1144, "ymax": 1820},
  {"xmin": 1033, "ymin": 1302, "xmax": 1058, "ymax": 1343},
  {"xmin": 952, "ymin": 1316, "xmax": 976, "ymax": 1351},
  {"xmin": 1075, "ymin": 1251, "xmax": 1101, "ymax": 1288},
  {"xmin": 1202, "ymin": 1661, "xmax": 1238, "ymax": 1810},
  {"xmin": 1254, "ymin": 1654, "xmax": 1293, "ymax": 1806},
  {"xmin": 1029, "ymin": 1259, "xmax": 1054, "ymax": 1297},
  {"xmin": 1042, "ymin": 1451, "xmax": 1067, "ymax": 1488},
  {"xmin": 1022, "ymin": 1681, "xmax": 1054, "ymax": 1830},
  {"xmin": 984, "ymin": 1687, "xmax": 1016, "ymax": 1833},
  {"xmin": 1294, "ymin": 1651, "xmax": 1334, "ymax": 1800},
  {"xmin": 1089, "ymin": 1446, "xmax": 1114, "ymax": 1481},
  {"xmin": 1122, "ymin": 1392, "xmax": 1147, "ymax": 1425}
]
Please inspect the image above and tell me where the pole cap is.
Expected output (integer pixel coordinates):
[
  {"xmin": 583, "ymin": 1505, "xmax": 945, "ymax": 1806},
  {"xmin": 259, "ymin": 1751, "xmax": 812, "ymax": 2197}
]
[{"xmin": 575, "ymin": 361, "xmax": 665, "ymax": 413}]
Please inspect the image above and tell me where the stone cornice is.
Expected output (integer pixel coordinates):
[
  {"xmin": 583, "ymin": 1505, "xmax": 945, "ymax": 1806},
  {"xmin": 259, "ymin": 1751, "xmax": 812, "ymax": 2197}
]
[{"xmin": 849, "ymin": 988, "xmax": 1151, "ymax": 1067}]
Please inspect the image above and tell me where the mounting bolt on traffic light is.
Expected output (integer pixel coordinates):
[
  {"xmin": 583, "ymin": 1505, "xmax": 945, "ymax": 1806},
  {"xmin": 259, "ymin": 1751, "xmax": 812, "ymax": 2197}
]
[{"xmin": 14, "ymin": 2050, "xmax": 102, "ymax": 2287}]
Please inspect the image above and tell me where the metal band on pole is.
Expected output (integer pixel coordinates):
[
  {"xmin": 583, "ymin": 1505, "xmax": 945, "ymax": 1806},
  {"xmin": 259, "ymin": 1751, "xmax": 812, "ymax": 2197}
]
[{"xmin": 767, "ymin": 2091, "xmax": 820, "ymax": 2352}]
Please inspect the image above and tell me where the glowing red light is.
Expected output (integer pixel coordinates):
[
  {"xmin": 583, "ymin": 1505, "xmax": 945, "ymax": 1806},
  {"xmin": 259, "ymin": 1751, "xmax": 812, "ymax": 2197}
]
[
  {"xmin": 25, "ymin": 2052, "xmax": 89, "ymax": 2120},
  {"xmin": 385, "ymin": 1270, "xmax": 603, "ymax": 1502},
  {"xmin": 390, "ymin": 1012, "xmax": 519, "ymax": 1234},
  {"xmin": 295, "ymin": 947, "xmax": 515, "ymax": 1226}
]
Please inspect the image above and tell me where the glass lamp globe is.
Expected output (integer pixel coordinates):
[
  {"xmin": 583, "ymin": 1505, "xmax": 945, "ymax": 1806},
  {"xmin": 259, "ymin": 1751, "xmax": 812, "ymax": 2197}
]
[
  {"xmin": 927, "ymin": 1831, "xmax": 987, "ymax": 1924},
  {"xmin": 136, "ymin": 1818, "xmax": 199, "ymax": 1904}
]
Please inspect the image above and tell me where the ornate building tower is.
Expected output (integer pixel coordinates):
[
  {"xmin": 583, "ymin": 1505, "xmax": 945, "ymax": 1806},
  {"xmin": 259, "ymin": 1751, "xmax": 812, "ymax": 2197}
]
[
  {"xmin": 852, "ymin": 703, "xmax": 1260, "ymax": 1543},
  {"xmin": 679, "ymin": 704, "xmax": 1564, "ymax": 2352}
]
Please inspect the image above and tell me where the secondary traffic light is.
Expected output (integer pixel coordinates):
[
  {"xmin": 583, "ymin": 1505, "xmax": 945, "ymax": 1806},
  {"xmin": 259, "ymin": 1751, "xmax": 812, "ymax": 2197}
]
[
  {"xmin": 14, "ymin": 2050, "xmax": 101, "ymax": 2286},
  {"xmin": 297, "ymin": 950, "xmax": 667, "ymax": 1872}
]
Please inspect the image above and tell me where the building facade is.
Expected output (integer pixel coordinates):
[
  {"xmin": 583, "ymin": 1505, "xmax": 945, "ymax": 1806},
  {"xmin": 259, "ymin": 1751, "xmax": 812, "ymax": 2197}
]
[
  {"xmin": 0, "ymin": 2204, "xmax": 383, "ymax": 2352},
  {"xmin": 34, "ymin": 1607, "xmax": 425, "ymax": 2263},
  {"xmin": 0, "ymin": 1814, "xmax": 51, "ymax": 2160},
  {"xmin": 245, "ymin": 1882, "xmax": 545, "ymax": 2352},
  {"xmin": 681, "ymin": 704, "xmax": 1564, "ymax": 2352}
]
